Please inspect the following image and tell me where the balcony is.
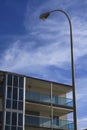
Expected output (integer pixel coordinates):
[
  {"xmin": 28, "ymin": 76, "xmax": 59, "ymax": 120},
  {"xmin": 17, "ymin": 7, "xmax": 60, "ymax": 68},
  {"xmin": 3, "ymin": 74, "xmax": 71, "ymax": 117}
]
[
  {"xmin": 25, "ymin": 115, "xmax": 74, "ymax": 130},
  {"xmin": 26, "ymin": 91, "xmax": 73, "ymax": 108}
]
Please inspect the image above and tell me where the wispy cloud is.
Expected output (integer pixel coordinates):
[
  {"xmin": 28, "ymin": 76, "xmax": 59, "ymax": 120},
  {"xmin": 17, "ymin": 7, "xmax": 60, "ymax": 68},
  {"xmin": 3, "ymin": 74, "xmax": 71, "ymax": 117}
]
[
  {"xmin": 24, "ymin": 0, "xmax": 87, "ymax": 64},
  {"xmin": 0, "ymin": 40, "xmax": 72, "ymax": 84},
  {"xmin": 78, "ymin": 117, "xmax": 87, "ymax": 130},
  {"xmin": 1, "ymin": 0, "xmax": 87, "ymax": 82},
  {"xmin": 0, "ymin": 40, "xmax": 70, "ymax": 71},
  {"xmin": 0, "ymin": 1, "xmax": 87, "ymax": 129}
]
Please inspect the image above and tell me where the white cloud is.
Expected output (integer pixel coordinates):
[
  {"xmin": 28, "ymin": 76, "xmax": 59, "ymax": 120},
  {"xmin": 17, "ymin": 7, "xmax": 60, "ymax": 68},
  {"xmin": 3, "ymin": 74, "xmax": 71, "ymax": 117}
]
[
  {"xmin": 0, "ymin": 39, "xmax": 71, "ymax": 71},
  {"xmin": 78, "ymin": 117, "xmax": 87, "ymax": 130},
  {"xmin": 25, "ymin": 2, "xmax": 87, "ymax": 66},
  {"xmin": 76, "ymin": 78, "xmax": 87, "ymax": 100}
]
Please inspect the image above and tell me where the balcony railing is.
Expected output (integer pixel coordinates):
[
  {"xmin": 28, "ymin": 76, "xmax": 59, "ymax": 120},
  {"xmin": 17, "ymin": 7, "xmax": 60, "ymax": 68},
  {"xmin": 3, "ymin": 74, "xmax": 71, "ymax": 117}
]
[
  {"xmin": 26, "ymin": 91, "xmax": 73, "ymax": 107},
  {"xmin": 25, "ymin": 115, "xmax": 74, "ymax": 130}
]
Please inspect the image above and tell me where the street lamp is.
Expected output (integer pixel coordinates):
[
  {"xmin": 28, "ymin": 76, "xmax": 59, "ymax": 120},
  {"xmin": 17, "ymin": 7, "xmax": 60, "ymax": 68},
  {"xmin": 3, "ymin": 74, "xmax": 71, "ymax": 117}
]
[{"xmin": 40, "ymin": 9, "xmax": 77, "ymax": 130}]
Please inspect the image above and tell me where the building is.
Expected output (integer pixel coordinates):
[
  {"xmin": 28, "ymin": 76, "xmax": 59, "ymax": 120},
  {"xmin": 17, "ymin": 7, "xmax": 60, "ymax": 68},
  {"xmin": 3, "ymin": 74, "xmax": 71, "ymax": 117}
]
[{"xmin": 0, "ymin": 70, "xmax": 75, "ymax": 130}]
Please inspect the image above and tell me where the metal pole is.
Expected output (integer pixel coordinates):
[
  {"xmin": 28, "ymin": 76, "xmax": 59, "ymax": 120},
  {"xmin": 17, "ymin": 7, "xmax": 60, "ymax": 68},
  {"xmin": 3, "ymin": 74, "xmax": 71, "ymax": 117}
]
[
  {"xmin": 40, "ymin": 9, "xmax": 77, "ymax": 130},
  {"xmin": 68, "ymin": 14, "xmax": 77, "ymax": 130}
]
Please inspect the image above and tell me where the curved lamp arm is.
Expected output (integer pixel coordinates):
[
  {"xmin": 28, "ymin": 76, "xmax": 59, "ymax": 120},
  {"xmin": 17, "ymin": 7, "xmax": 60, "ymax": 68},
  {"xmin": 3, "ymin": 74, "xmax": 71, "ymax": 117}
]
[{"xmin": 40, "ymin": 9, "xmax": 77, "ymax": 130}]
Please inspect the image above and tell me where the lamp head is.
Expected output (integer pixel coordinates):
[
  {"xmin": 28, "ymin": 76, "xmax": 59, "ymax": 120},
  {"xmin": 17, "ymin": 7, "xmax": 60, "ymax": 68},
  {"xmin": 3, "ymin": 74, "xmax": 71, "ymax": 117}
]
[{"xmin": 40, "ymin": 12, "xmax": 50, "ymax": 20}]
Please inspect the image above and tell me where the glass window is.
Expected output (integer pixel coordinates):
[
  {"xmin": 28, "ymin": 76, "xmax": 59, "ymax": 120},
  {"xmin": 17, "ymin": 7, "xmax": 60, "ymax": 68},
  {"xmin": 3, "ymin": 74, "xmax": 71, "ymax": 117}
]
[
  {"xmin": 6, "ymin": 112, "xmax": 11, "ymax": 124},
  {"xmin": 11, "ymin": 126, "xmax": 16, "ymax": 130},
  {"xmin": 7, "ymin": 87, "xmax": 12, "ymax": 98},
  {"xmin": 13, "ymin": 88, "xmax": 18, "ymax": 100},
  {"xmin": 0, "ymin": 74, "xmax": 5, "ymax": 86},
  {"xmin": 12, "ymin": 100, "xmax": 17, "ymax": 109},
  {"xmin": 18, "ymin": 101, "xmax": 23, "ymax": 110},
  {"xmin": 18, "ymin": 127, "xmax": 23, "ymax": 130},
  {"xmin": 13, "ymin": 75, "xmax": 18, "ymax": 87},
  {"xmin": 12, "ymin": 112, "xmax": 17, "ymax": 125},
  {"xmin": 18, "ymin": 113, "xmax": 23, "ymax": 126},
  {"xmin": 7, "ymin": 74, "xmax": 12, "ymax": 86},
  {"xmin": 6, "ymin": 99, "xmax": 11, "ymax": 108},
  {"xmin": 53, "ymin": 116, "xmax": 59, "ymax": 126},
  {"xmin": 0, "ymin": 86, "xmax": 4, "ymax": 96},
  {"xmin": 5, "ymin": 125, "xmax": 11, "ymax": 130},
  {"xmin": 0, "ymin": 112, "xmax": 2, "ymax": 122},
  {"xmin": 19, "ymin": 89, "xmax": 23, "ymax": 100},
  {"xmin": 19, "ymin": 77, "xmax": 24, "ymax": 88}
]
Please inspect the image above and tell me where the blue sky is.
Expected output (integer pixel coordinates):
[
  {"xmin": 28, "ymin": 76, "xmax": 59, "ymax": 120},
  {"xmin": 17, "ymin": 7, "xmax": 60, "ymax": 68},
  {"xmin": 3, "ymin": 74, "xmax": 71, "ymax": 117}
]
[{"xmin": 0, "ymin": 0, "xmax": 87, "ymax": 129}]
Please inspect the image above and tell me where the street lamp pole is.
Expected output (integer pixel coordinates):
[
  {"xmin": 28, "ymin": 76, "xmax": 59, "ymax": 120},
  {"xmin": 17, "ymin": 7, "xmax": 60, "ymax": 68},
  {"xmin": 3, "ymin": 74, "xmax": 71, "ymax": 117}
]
[{"xmin": 40, "ymin": 9, "xmax": 77, "ymax": 130}]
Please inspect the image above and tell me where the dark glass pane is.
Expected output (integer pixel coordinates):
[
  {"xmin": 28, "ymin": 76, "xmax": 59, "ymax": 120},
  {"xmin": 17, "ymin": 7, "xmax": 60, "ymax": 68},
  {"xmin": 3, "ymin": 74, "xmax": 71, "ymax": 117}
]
[
  {"xmin": 13, "ymin": 75, "xmax": 18, "ymax": 87},
  {"xmin": 0, "ymin": 86, "xmax": 4, "ymax": 96},
  {"xmin": 25, "ymin": 115, "xmax": 39, "ymax": 126},
  {"xmin": 5, "ymin": 125, "xmax": 11, "ymax": 130},
  {"xmin": 7, "ymin": 87, "xmax": 12, "ymax": 98},
  {"xmin": 12, "ymin": 100, "xmax": 17, "ymax": 109},
  {"xmin": 6, "ymin": 100, "xmax": 11, "ymax": 108},
  {"xmin": 7, "ymin": 74, "xmax": 12, "ymax": 86},
  {"xmin": 6, "ymin": 112, "xmax": 11, "ymax": 124},
  {"xmin": 19, "ymin": 89, "xmax": 23, "ymax": 100},
  {"xmin": 18, "ymin": 101, "xmax": 23, "ymax": 110},
  {"xmin": 18, "ymin": 113, "xmax": 23, "ymax": 126},
  {"xmin": 19, "ymin": 77, "xmax": 24, "ymax": 88},
  {"xmin": 18, "ymin": 127, "xmax": 23, "ymax": 130},
  {"xmin": 12, "ymin": 112, "xmax": 17, "ymax": 125},
  {"xmin": 0, "ymin": 74, "xmax": 5, "ymax": 86},
  {"xmin": 11, "ymin": 126, "xmax": 16, "ymax": 130},
  {"xmin": 53, "ymin": 116, "xmax": 59, "ymax": 126},
  {"xmin": 0, "ymin": 112, "xmax": 2, "ymax": 123},
  {"xmin": 13, "ymin": 88, "xmax": 17, "ymax": 100}
]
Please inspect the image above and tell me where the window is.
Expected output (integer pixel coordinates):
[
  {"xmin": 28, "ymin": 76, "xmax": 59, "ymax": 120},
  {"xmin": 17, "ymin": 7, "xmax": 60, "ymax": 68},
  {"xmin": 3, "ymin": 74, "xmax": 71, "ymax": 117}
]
[
  {"xmin": 0, "ymin": 112, "xmax": 2, "ymax": 123},
  {"xmin": 18, "ymin": 127, "xmax": 23, "ymax": 130},
  {"xmin": 0, "ymin": 86, "xmax": 4, "ymax": 96},
  {"xmin": 6, "ymin": 112, "xmax": 11, "ymax": 124},
  {"xmin": 0, "ymin": 74, "xmax": 5, "ymax": 86},
  {"xmin": 13, "ymin": 88, "xmax": 18, "ymax": 100},
  {"xmin": 12, "ymin": 112, "xmax": 17, "ymax": 125},
  {"xmin": 19, "ymin": 89, "xmax": 23, "ymax": 100},
  {"xmin": 11, "ymin": 126, "xmax": 16, "ymax": 130},
  {"xmin": 12, "ymin": 100, "xmax": 17, "ymax": 109},
  {"xmin": 7, "ymin": 87, "xmax": 12, "ymax": 98},
  {"xmin": 5, "ymin": 125, "xmax": 11, "ymax": 130},
  {"xmin": 13, "ymin": 76, "xmax": 18, "ymax": 87},
  {"xmin": 18, "ymin": 101, "xmax": 23, "ymax": 110},
  {"xmin": 6, "ymin": 100, "xmax": 11, "ymax": 108},
  {"xmin": 7, "ymin": 74, "xmax": 12, "ymax": 86},
  {"xmin": 18, "ymin": 113, "xmax": 23, "ymax": 126},
  {"xmin": 53, "ymin": 116, "xmax": 59, "ymax": 126},
  {"xmin": 19, "ymin": 77, "xmax": 24, "ymax": 88}
]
